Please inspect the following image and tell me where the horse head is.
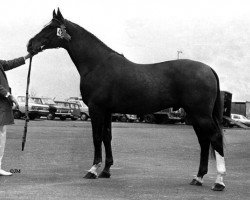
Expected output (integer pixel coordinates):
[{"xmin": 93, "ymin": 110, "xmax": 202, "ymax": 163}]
[{"xmin": 27, "ymin": 8, "xmax": 71, "ymax": 54}]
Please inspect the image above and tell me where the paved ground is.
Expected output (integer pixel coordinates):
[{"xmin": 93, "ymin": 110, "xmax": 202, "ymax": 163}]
[{"xmin": 0, "ymin": 119, "xmax": 249, "ymax": 199}]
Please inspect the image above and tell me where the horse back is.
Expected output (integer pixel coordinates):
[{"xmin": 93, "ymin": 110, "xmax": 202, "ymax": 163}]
[{"xmin": 81, "ymin": 57, "xmax": 218, "ymax": 114}]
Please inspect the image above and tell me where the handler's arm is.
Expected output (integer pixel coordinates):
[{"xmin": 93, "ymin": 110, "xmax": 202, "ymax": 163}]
[{"xmin": 0, "ymin": 54, "xmax": 32, "ymax": 71}]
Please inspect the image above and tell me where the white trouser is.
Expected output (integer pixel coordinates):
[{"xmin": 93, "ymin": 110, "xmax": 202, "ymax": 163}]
[{"xmin": 0, "ymin": 125, "xmax": 7, "ymax": 169}]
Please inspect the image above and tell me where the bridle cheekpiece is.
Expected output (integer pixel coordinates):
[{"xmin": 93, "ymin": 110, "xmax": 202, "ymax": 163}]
[
  {"xmin": 57, "ymin": 24, "xmax": 71, "ymax": 41},
  {"xmin": 54, "ymin": 18, "xmax": 71, "ymax": 41}
]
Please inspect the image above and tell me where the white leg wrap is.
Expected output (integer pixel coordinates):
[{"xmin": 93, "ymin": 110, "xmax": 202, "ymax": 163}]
[
  {"xmin": 215, "ymin": 151, "xmax": 226, "ymax": 175},
  {"xmin": 88, "ymin": 162, "xmax": 101, "ymax": 176},
  {"xmin": 215, "ymin": 174, "xmax": 225, "ymax": 187},
  {"xmin": 194, "ymin": 176, "xmax": 203, "ymax": 183},
  {"xmin": 214, "ymin": 151, "xmax": 226, "ymax": 187}
]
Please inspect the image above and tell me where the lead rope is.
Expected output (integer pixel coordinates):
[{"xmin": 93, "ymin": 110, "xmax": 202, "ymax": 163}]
[{"xmin": 22, "ymin": 57, "xmax": 32, "ymax": 151}]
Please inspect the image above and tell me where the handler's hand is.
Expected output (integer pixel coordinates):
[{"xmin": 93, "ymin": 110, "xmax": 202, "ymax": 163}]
[
  {"xmin": 8, "ymin": 94, "xmax": 19, "ymax": 110},
  {"xmin": 24, "ymin": 52, "xmax": 37, "ymax": 60},
  {"xmin": 24, "ymin": 53, "xmax": 32, "ymax": 60}
]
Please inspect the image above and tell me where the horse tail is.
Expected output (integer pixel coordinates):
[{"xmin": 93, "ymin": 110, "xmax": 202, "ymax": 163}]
[
  {"xmin": 211, "ymin": 68, "xmax": 222, "ymax": 125},
  {"xmin": 210, "ymin": 68, "xmax": 224, "ymax": 158}
]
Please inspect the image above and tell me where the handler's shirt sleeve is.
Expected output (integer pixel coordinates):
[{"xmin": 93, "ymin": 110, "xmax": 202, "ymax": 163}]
[
  {"xmin": 0, "ymin": 85, "xmax": 8, "ymax": 97},
  {"xmin": 0, "ymin": 57, "xmax": 25, "ymax": 71}
]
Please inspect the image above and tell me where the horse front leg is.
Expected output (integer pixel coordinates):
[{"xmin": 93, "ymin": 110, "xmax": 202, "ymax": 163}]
[
  {"xmin": 99, "ymin": 112, "xmax": 113, "ymax": 178},
  {"xmin": 84, "ymin": 106, "xmax": 105, "ymax": 179}
]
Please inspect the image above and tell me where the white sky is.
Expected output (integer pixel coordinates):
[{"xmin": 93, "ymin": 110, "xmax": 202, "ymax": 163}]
[{"xmin": 0, "ymin": 0, "xmax": 250, "ymax": 101}]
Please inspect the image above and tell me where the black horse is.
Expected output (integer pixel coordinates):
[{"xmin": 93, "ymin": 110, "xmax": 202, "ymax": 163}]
[{"xmin": 27, "ymin": 9, "xmax": 226, "ymax": 191}]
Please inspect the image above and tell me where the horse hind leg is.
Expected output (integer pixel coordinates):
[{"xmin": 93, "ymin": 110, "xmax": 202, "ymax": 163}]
[
  {"xmin": 210, "ymin": 127, "xmax": 226, "ymax": 191},
  {"xmin": 191, "ymin": 115, "xmax": 226, "ymax": 191},
  {"xmin": 190, "ymin": 124, "xmax": 210, "ymax": 186}
]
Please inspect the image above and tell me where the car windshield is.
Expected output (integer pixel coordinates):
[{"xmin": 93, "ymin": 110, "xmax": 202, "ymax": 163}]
[
  {"xmin": 32, "ymin": 98, "xmax": 43, "ymax": 104},
  {"xmin": 42, "ymin": 98, "xmax": 55, "ymax": 105},
  {"xmin": 70, "ymin": 104, "xmax": 76, "ymax": 108},
  {"xmin": 28, "ymin": 98, "xmax": 36, "ymax": 103},
  {"xmin": 232, "ymin": 114, "xmax": 248, "ymax": 120},
  {"xmin": 56, "ymin": 102, "xmax": 70, "ymax": 108},
  {"xmin": 17, "ymin": 96, "xmax": 35, "ymax": 103}
]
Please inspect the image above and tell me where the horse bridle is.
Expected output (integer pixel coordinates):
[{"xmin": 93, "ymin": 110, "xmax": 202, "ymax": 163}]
[
  {"xmin": 54, "ymin": 18, "xmax": 71, "ymax": 41},
  {"xmin": 57, "ymin": 24, "xmax": 71, "ymax": 41}
]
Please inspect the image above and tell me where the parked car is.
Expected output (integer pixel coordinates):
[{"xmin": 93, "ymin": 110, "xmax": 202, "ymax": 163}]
[
  {"xmin": 67, "ymin": 99, "xmax": 89, "ymax": 121},
  {"xmin": 68, "ymin": 102, "xmax": 81, "ymax": 120},
  {"xmin": 54, "ymin": 100, "xmax": 72, "ymax": 120},
  {"xmin": 13, "ymin": 96, "xmax": 49, "ymax": 120},
  {"xmin": 31, "ymin": 97, "xmax": 57, "ymax": 119},
  {"xmin": 137, "ymin": 108, "xmax": 185, "ymax": 124},
  {"xmin": 112, "ymin": 113, "xmax": 137, "ymax": 122},
  {"xmin": 231, "ymin": 114, "xmax": 250, "ymax": 127},
  {"xmin": 30, "ymin": 97, "xmax": 72, "ymax": 120},
  {"xmin": 122, "ymin": 114, "xmax": 137, "ymax": 122}
]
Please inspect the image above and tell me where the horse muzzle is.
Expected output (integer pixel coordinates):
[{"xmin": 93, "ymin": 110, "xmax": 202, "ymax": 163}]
[{"xmin": 27, "ymin": 40, "xmax": 44, "ymax": 55}]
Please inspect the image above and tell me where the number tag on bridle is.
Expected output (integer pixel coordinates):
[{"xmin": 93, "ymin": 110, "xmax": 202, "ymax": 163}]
[
  {"xmin": 57, "ymin": 28, "xmax": 63, "ymax": 38},
  {"xmin": 57, "ymin": 26, "xmax": 71, "ymax": 41}
]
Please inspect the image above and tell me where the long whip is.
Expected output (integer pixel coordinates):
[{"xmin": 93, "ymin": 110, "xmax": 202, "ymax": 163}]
[{"xmin": 22, "ymin": 57, "xmax": 32, "ymax": 151}]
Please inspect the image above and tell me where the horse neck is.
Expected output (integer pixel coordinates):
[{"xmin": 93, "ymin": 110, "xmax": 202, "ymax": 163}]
[{"xmin": 64, "ymin": 20, "xmax": 114, "ymax": 77}]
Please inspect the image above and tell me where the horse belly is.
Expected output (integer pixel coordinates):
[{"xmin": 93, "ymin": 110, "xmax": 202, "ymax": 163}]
[{"xmin": 110, "ymin": 79, "xmax": 177, "ymax": 114}]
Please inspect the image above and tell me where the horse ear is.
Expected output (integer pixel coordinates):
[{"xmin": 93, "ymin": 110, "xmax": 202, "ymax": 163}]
[
  {"xmin": 57, "ymin": 8, "xmax": 64, "ymax": 21},
  {"xmin": 53, "ymin": 9, "xmax": 56, "ymax": 18}
]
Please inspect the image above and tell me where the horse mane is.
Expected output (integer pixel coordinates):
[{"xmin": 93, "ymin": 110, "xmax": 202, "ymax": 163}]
[{"xmin": 64, "ymin": 19, "xmax": 123, "ymax": 57}]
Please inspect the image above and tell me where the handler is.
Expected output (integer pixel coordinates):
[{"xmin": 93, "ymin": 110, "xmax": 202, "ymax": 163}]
[{"xmin": 0, "ymin": 53, "xmax": 32, "ymax": 175}]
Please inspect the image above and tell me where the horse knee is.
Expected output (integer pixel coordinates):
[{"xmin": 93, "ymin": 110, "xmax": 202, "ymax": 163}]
[{"xmin": 103, "ymin": 134, "xmax": 112, "ymax": 143}]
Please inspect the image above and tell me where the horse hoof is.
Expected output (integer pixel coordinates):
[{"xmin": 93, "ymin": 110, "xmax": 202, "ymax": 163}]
[
  {"xmin": 212, "ymin": 183, "xmax": 225, "ymax": 191},
  {"xmin": 98, "ymin": 171, "xmax": 111, "ymax": 178},
  {"xmin": 84, "ymin": 172, "xmax": 97, "ymax": 179},
  {"xmin": 190, "ymin": 179, "xmax": 202, "ymax": 186}
]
